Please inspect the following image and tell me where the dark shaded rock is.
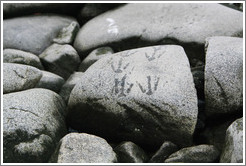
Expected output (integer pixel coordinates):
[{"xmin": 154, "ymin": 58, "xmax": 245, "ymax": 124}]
[
  {"xmin": 191, "ymin": 68, "xmax": 204, "ymax": 99},
  {"xmin": 49, "ymin": 133, "xmax": 117, "ymax": 163},
  {"xmin": 3, "ymin": 88, "xmax": 67, "ymax": 163},
  {"xmin": 39, "ymin": 43, "xmax": 81, "ymax": 79},
  {"xmin": 3, "ymin": 49, "xmax": 44, "ymax": 70},
  {"xmin": 165, "ymin": 145, "xmax": 220, "ymax": 163},
  {"xmin": 114, "ymin": 141, "xmax": 148, "ymax": 163},
  {"xmin": 3, "ymin": 63, "xmax": 42, "ymax": 94},
  {"xmin": 35, "ymin": 71, "xmax": 65, "ymax": 93}
]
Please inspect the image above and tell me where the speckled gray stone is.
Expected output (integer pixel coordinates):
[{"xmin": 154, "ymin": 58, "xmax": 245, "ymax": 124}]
[
  {"xmin": 205, "ymin": 36, "xmax": 243, "ymax": 116},
  {"xmin": 220, "ymin": 118, "xmax": 243, "ymax": 163},
  {"xmin": 39, "ymin": 43, "xmax": 81, "ymax": 79},
  {"xmin": 67, "ymin": 45, "xmax": 198, "ymax": 149},
  {"xmin": 3, "ymin": 63, "xmax": 42, "ymax": 94},
  {"xmin": 3, "ymin": 88, "xmax": 67, "ymax": 163},
  {"xmin": 114, "ymin": 141, "xmax": 148, "ymax": 163},
  {"xmin": 165, "ymin": 145, "xmax": 219, "ymax": 163},
  {"xmin": 49, "ymin": 133, "xmax": 117, "ymax": 163},
  {"xmin": 3, "ymin": 49, "xmax": 44, "ymax": 69},
  {"xmin": 74, "ymin": 3, "xmax": 243, "ymax": 57},
  {"xmin": 3, "ymin": 15, "xmax": 75, "ymax": 55},
  {"xmin": 59, "ymin": 72, "xmax": 84, "ymax": 103},
  {"xmin": 78, "ymin": 47, "xmax": 114, "ymax": 72},
  {"xmin": 35, "ymin": 71, "xmax": 65, "ymax": 93}
]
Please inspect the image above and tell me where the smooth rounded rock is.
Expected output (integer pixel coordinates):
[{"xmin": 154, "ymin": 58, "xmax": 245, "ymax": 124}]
[
  {"xmin": 49, "ymin": 133, "xmax": 117, "ymax": 163},
  {"xmin": 3, "ymin": 88, "xmax": 67, "ymax": 163}
]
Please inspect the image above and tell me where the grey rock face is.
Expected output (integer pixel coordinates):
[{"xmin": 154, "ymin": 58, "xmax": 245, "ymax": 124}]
[
  {"xmin": 74, "ymin": 3, "xmax": 243, "ymax": 58},
  {"xmin": 149, "ymin": 141, "xmax": 178, "ymax": 163},
  {"xmin": 49, "ymin": 133, "xmax": 117, "ymax": 163},
  {"xmin": 67, "ymin": 45, "xmax": 198, "ymax": 148},
  {"xmin": 114, "ymin": 141, "xmax": 148, "ymax": 163},
  {"xmin": 3, "ymin": 88, "xmax": 67, "ymax": 163},
  {"xmin": 220, "ymin": 118, "xmax": 243, "ymax": 163},
  {"xmin": 59, "ymin": 72, "xmax": 84, "ymax": 104},
  {"xmin": 205, "ymin": 37, "xmax": 243, "ymax": 116},
  {"xmin": 78, "ymin": 47, "xmax": 114, "ymax": 72},
  {"xmin": 39, "ymin": 43, "xmax": 81, "ymax": 79},
  {"xmin": 3, "ymin": 15, "xmax": 75, "ymax": 55},
  {"xmin": 3, "ymin": 63, "xmax": 42, "ymax": 94},
  {"xmin": 165, "ymin": 145, "xmax": 219, "ymax": 163},
  {"xmin": 3, "ymin": 49, "xmax": 44, "ymax": 69},
  {"xmin": 53, "ymin": 21, "xmax": 80, "ymax": 45},
  {"xmin": 35, "ymin": 71, "xmax": 65, "ymax": 93}
]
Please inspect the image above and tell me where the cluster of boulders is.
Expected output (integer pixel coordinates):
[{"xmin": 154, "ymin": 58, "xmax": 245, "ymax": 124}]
[{"xmin": 2, "ymin": 3, "xmax": 243, "ymax": 163}]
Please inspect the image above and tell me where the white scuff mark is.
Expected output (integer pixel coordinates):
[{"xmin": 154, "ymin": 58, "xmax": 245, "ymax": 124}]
[{"xmin": 106, "ymin": 18, "xmax": 119, "ymax": 35}]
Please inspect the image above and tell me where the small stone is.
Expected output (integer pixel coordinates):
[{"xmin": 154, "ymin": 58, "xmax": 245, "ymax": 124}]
[
  {"xmin": 165, "ymin": 145, "xmax": 220, "ymax": 163},
  {"xmin": 78, "ymin": 47, "xmax": 114, "ymax": 72},
  {"xmin": 114, "ymin": 141, "xmax": 148, "ymax": 163},
  {"xmin": 3, "ymin": 63, "xmax": 42, "ymax": 94},
  {"xmin": 3, "ymin": 49, "xmax": 44, "ymax": 69},
  {"xmin": 49, "ymin": 133, "xmax": 117, "ymax": 163},
  {"xmin": 149, "ymin": 141, "xmax": 178, "ymax": 163},
  {"xmin": 220, "ymin": 117, "xmax": 243, "ymax": 163},
  {"xmin": 35, "ymin": 71, "xmax": 65, "ymax": 93},
  {"xmin": 39, "ymin": 43, "xmax": 81, "ymax": 79},
  {"xmin": 53, "ymin": 21, "xmax": 80, "ymax": 44}
]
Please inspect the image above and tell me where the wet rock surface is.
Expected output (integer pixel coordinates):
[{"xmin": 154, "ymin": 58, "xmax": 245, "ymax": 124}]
[{"xmin": 2, "ymin": 2, "xmax": 243, "ymax": 163}]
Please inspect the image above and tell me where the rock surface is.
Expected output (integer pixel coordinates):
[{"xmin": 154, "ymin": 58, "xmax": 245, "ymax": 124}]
[
  {"xmin": 39, "ymin": 43, "xmax": 81, "ymax": 79},
  {"xmin": 3, "ymin": 49, "xmax": 44, "ymax": 69},
  {"xmin": 114, "ymin": 141, "xmax": 148, "ymax": 163},
  {"xmin": 3, "ymin": 88, "xmax": 67, "ymax": 162},
  {"xmin": 220, "ymin": 118, "xmax": 243, "ymax": 163},
  {"xmin": 149, "ymin": 141, "xmax": 178, "ymax": 163},
  {"xmin": 78, "ymin": 47, "xmax": 114, "ymax": 72},
  {"xmin": 205, "ymin": 37, "xmax": 243, "ymax": 116},
  {"xmin": 74, "ymin": 3, "xmax": 243, "ymax": 58},
  {"xmin": 3, "ymin": 15, "xmax": 76, "ymax": 55},
  {"xmin": 49, "ymin": 133, "xmax": 117, "ymax": 163},
  {"xmin": 165, "ymin": 145, "xmax": 220, "ymax": 163},
  {"xmin": 3, "ymin": 63, "xmax": 42, "ymax": 94},
  {"xmin": 67, "ymin": 45, "xmax": 198, "ymax": 149},
  {"xmin": 35, "ymin": 71, "xmax": 65, "ymax": 93}
]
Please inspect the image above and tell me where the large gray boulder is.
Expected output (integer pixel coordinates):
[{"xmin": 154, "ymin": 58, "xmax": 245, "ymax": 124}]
[
  {"xmin": 205, "ymin": 37, "xmax": 243, "ymax": 116},
  {"xmin": 165, "ymin": 145, "xmax": 220, "ymax": 163},
  {"xmin": 3, "ymin": 49, "xmax": 44, "ymax": 69},
  {"xmin": 39, "ymin": 43, "xmax": 81, "ymax": 79},
  {"xmin": 3, "ymin": 63, "xmax": 42, "ymax": 94},
  {"xmin": 220, "ymin": 118, "xmax": 243, "ymax": 163},
  {"xmin": 3, "ymin": 88, "xmax": 67, "ymax": 163},
  {"xmin": 74, "ymin": 3, "xmax": 243, "ymax": 58},
  {"xmin": 3, "ymin": 15, "xmax": 76, "ymax": 55},
  {"xmin": 49, "ymin": 133, "xmax": 117, "ymax": 163},
  {"xmin": 67, "ymin": 45, "xmax": 198, "ymax": 149}
]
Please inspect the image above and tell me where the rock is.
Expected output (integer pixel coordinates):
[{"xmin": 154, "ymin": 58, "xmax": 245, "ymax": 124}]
[
  {"xmin": 35, "ymin": 71, "xmax": 65, "ymax": 93},
  {"xmin": 39, "ymin": 43, "xmax": 81, "ymax": 79},
  {"xmin": 67, "ymin": 45, "xmax": 198, "ymax": 149},
  {"xmin": 220, "ymin": 118, "xmax": 243, "ymax": 163},
  {"xmin": 3, "ymin": 88, "xmax": 67, "ymax": 162},
  {"xmin": 53, "ymin": 21, "xmax": 80, "ymax": 45},
  {"xmin": 3, "ymin": 15, "xmax": 76, "ymax": 55},
  {"xmin": 49, "ymin": 133, "xmax": 117, "ymax": 163},
  {"xmin": 74, "ymin": 3, "xmax": 243, "ymax": 59},
  {"xmin": 149, "ymin": 141, "xmax": 178, "ymax": 163},
  {"xmin": 205, "ymin": 37, "xmax": 243, "ymax": 116},
  {"xmin": 165, "ymin": 145, "xmax": 220, "ymax": 163},
  {"xmin": 78, "ymin": 47, "xmax": 114, "ymax": 72},
  {"xmin": 191, "ymin": 67, "xmax": 204, "ymax": 99},
  {"xmin": 3, "ymin": 3, "xmax": 83, "ymax": 19},
  {"xmin": 59, "ymin": 72, "xmax": 84, "ymax": 104},
  {"xmin": 114, "ymin": 141, "xmax": 148, "ymax": 163},
  {"xmin": 3, "ymin": 49, "xmax": 44, "ymax": 70},
  {"xmin": 3, "ymin": 63, "xmax": 42, "ymax": 94}
]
